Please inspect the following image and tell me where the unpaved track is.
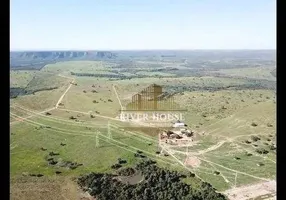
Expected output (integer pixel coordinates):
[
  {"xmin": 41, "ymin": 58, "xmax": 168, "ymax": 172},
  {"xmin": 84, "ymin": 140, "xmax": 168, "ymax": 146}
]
[
  {"xmin": 57, "ymin": 108, "xmax": 122, "ymax": 122},
  {"xmin": 10, "ymin": 113, "xmax": 178, "ymax": 167},
  {"xmin": 13, "ymin": 110, "xmax": 271, "ymax": 184},
  {"xmin": 160, "ymin": 144, "xmax": 205, "ymax": 181},
  {"xmin": 198, "ymin": 157, "xmax": 271, "ymax": 181},
  {"xmin": 164, "ymin": 140, "xmax": 226, "ymax": 156},
  {"xmin": 10, "ymin": 107, "xmax": 56, "ymax": 125},
  {"xmin": 10, "ymin": 74, "xmax": 74, "ymax": 125},
  {"xmin": 223, "ymin": 180, "xmax": 276, "ymax": 200},
  {"xmin": 113, "ymin": 85, "xmax": 123, "ymax": 110},
  {"xmin": 57, "ymin": 74, "xmax": 74, "ymax": 80},
  {"xmin": 11, "ymin": 104, "xmax": 101, "ymax": 127},
  {"xmin": 11, "ymin": 105, "xmax": 156, "ymax": 146},
  {"xmin": 197, "ymin": 140, "xmax": 226, "ymax": 155},
  {"xmin": 56, "ymin": 79, "xmax": 74, "ymax": 108},
  {"xmin": 201, "ymin": 154, "xmax": 230, "ymax": 184},
  {"xmin": 11, "ymin": 74, "xmax": 276, "ymax": 198}
]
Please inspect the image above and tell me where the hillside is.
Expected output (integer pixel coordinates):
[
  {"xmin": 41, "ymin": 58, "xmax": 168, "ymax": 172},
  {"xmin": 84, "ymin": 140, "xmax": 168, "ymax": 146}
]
[
  {"xmin": 10, "ymin": 51, "xmax": 117, "ymax": 70},
  {"xmin": 10, "ymin": 51, "xmax": 116, "ymax": 59}
]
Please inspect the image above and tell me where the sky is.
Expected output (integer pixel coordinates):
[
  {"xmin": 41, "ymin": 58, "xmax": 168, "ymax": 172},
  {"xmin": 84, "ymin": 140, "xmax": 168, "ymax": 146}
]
[{"xmin": 10, "ymin": 0, "xmax": 276, "ymax": 50}]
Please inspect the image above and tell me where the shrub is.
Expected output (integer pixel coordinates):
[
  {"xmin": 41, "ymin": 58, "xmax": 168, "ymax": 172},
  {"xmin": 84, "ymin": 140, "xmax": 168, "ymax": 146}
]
[
  {"xmin": 267, "ymin": 123, "xmax": 273, "ymax": 127},
  {"xmin": 251, "ymin": 136, "xmax": 260, "ymax": 142},
  {"xmin": 251, "ymin": 122, "xmax": 258, "ymax": 127},
  {"xmin": 111, "ymin": 163, "xmax": 122, "ymax": 169},
  {"xmin": 214, "ymin": 171, "xmax": 220, "ymax": 175},
  {"xmin": 269, "ymin": 145, "xmax": 276, "ymax": 151},
  {"xmin": 255, "ymin": 148, "xmax": 269, "ymax": 154},
  {"xmin": 118, "ymin": 158, "xmax": 127, "ymax": 164}
]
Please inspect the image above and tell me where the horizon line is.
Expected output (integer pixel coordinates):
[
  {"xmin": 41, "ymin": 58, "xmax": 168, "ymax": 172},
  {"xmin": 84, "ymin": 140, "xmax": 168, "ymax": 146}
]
[{"xmin": 10, "ymin": 48, "xmax": 276, "ymax": 52}]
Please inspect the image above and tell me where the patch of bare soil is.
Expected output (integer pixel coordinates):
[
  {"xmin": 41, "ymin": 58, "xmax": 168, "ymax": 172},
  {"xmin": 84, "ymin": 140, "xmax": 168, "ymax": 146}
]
[
  {"xmin": 117, "ymin": 171, "xmax": 144, "ymax": 185},
  {"xmin": 223, "ymin": 180, "xmax": 276, "ymax": 200},
  {"xmin": 10, "ymin": 176, "xmax": 94, "ymax": 200},
  {"xmin": 184, "ymin": 156, "xmax": 201, "ymax": 168},
  {"xmin": 196, "ymin": 140, "xmax": 226, "ymax": 155}
]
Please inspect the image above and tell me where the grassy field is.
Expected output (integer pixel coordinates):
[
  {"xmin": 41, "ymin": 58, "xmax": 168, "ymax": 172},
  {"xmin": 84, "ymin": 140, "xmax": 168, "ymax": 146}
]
[
  {"xmin": 10, "ymin": 60, "xmax": 276, "ymax": 194},
  {"xmin": 10, "ymin": 70, "xmax": 38, "ymax": 88},
  {"xmin": 10, "ymin": 111, "xmax": 187, "ymax": 177},
  {"xmin": 161, "ymin": 98, "xmax": 276, "ymax": 191},
  {"xmin": 135, "ymin": 71, "xmax": 176, "ymax": 77},
  {"xmin": 25, "ymin": 71, "xmax": 69, "ymax": 91},
  {"xmin": 196, "ymin": 100, "xmax": 276, "ymax": 137},
  {"xmin": 41, "ymin": 61, "xmax": 116, "ymax": 75},
  {"xmin": 175, "ymin": 89, "xmax": 275, "ymax": 129},
  {"xmin": 215, "ymin": 67, "xmax": 276, "ymax": 81},
  {"xmin": 10, "ymin": 176, "xmax": 80, "ymax": 200},
  {"xmin": 10, "ymin": 87, "xmax": 66, "ymax": 111},
  {"xmin": 59, "ymin": 77, "xmax": 121, "ymax": 117}
]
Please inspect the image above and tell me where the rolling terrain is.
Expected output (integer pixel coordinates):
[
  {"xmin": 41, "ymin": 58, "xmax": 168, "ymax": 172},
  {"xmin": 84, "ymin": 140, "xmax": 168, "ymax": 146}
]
[{"xmin": 10, "ymin": 50, "xmax": 276, "ymax": 200}]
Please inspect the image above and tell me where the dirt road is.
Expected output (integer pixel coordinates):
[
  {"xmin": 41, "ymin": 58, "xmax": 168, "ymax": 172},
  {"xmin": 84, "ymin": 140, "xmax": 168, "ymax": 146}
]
[
  {"xmin": 56, "ymin": 81, "xmax": 74, "ymax": 108},
  {"xmin": 223, "ymin": 180, "xmax": 276, "ymax": 200},
  {"xmin": 113, "ymin": 85, "xmax": 123, "ymax": 110}
]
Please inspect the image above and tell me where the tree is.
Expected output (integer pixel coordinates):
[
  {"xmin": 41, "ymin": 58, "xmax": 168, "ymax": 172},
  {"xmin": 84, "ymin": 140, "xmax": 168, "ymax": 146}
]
[
  {"xmin": 251, "ymin": 136, "xmax": 260, "ymax": 142},
  {"xmin": 251, "ymin": 122, "xmax": 258, "ymax": 127},
  {"xmin": 256, "ymin": 148, "xmax": 269, "ymax": 154}
]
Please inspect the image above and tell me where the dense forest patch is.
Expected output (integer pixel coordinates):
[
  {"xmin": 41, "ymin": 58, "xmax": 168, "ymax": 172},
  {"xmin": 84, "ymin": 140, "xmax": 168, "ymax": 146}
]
[{"xmin": 78, "ymin": 159, "xmax": 226, "ymax": 200}]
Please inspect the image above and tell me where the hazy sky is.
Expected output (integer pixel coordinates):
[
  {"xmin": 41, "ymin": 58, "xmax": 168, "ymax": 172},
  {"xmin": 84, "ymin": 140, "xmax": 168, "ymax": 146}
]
[{"xmin": 10, "ymin": 0, "xmax": 276, "ymax": 50}]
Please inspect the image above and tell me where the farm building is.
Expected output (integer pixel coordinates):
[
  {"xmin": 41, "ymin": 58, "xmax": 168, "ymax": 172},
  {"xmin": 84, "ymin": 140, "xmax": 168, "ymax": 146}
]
[{"xmin": 172, "ymin": 121, "xmax": 186, "ymax": 128}]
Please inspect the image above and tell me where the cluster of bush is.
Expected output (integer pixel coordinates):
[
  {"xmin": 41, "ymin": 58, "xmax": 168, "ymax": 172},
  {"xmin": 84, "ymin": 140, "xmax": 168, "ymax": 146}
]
[
  {"xmin": 45, "ymin": 151, "xmax": 83, "ymax": 170},
  {"xmin": 111, "ymin": 158, "xmax": 127, "ymax": 169},
  {"xmin": 10, "ymin": 86, "xmax": 58, "ymax": 98},
  {"xmin": 118, "ymin": 167, "xmax": 136, "ymax": 176},
  {"xmin": 77, "ymin": 159, "xmax": 226, "ymax": 200}
]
